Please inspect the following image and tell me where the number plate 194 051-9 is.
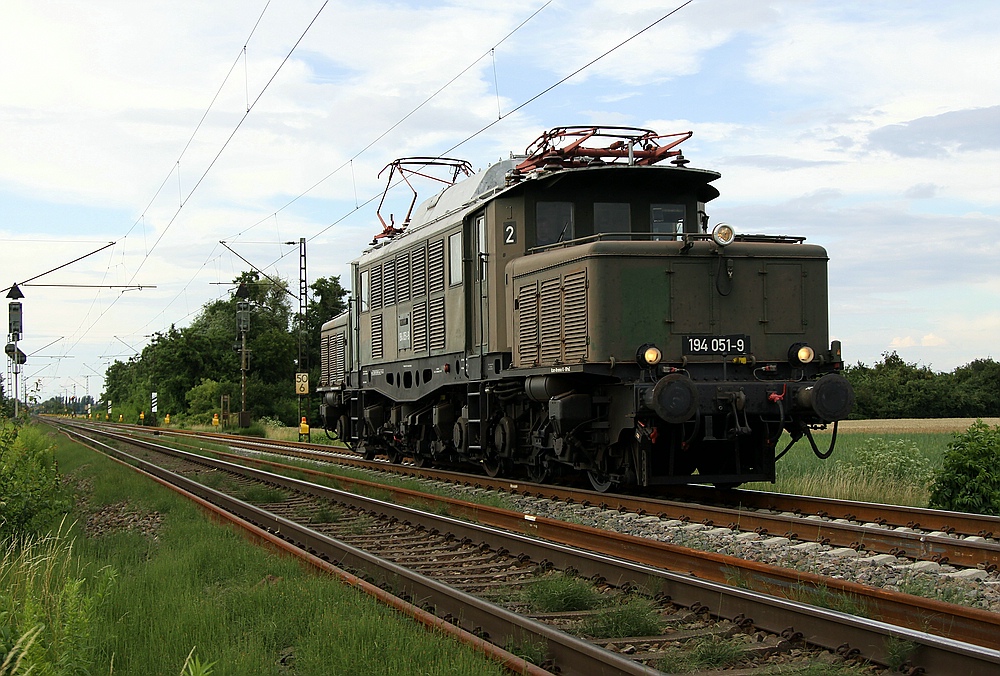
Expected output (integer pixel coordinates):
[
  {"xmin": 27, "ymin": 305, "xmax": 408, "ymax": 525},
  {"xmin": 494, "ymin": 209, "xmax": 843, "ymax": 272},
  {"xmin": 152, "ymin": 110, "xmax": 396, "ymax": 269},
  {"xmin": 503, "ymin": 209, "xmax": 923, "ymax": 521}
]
[{"xmin": 683, "ymin": 335, "xmax": 750, "ymax": 355}]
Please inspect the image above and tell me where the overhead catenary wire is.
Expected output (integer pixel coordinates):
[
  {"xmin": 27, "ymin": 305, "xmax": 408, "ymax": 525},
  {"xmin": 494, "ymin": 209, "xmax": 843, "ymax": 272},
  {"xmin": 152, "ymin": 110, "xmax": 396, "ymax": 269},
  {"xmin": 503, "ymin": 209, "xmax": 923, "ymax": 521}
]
[
  {"xmin": 62, "ymin": 2, "xmax": 329, "ymax": 363},
  {"xmin": 45, "ymin": 2, "xmax": 695, "ymax": 400},
  {"xmin": 225, "ymin": 0, "xmax": 554, "ymax": 242},
  {"xmin": 122, "ymin": 0, "xmax": 273, "ymax": 241}
]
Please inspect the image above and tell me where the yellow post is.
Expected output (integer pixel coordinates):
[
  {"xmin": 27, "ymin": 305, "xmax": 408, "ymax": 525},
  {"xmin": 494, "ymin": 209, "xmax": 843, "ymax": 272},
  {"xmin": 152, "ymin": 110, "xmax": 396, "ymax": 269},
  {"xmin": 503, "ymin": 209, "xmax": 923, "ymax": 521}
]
[
  {"xmin": 212, "ymin": 413, "xmax": 220, "ymax": 426},
  {"xmin": 299, "ymin": 417, "xmax": 310, "ymax": 442},
  {"xmin": 118, "ymin": 414, "xmax": 123, "ymax": 422},
  {"xmin": 165, "ymin": 413, "xmax": 171, "ymax": 425}
]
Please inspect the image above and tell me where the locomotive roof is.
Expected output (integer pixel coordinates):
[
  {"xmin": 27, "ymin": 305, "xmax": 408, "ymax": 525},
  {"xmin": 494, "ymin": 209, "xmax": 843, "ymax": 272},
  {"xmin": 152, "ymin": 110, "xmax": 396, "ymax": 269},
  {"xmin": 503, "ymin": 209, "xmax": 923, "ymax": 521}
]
[{"xmin": 354, "ymin": 158, "xmax": 721, "ymax": 265}]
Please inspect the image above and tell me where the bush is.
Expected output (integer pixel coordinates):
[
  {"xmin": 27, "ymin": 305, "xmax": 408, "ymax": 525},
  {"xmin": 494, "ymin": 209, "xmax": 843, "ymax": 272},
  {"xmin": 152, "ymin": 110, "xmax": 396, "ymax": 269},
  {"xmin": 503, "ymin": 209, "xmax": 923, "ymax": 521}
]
[
  {"xmin": 929, "ymin": 421, "xmax": 1000, "ymax": 515},
  {"xmin": 231, "ymin": 422, "xmax": 267, "ymax": 438},
  {"xmin": 257, "ymin": 416, "xmax": 286, "ymax": 430},
  {"xmin": 844, "ymin": 438, "xmax": 934, "ymax": 485},
  {"xmin": 0, "ymin": 421, "xmax": 69, "ymax": 539}
]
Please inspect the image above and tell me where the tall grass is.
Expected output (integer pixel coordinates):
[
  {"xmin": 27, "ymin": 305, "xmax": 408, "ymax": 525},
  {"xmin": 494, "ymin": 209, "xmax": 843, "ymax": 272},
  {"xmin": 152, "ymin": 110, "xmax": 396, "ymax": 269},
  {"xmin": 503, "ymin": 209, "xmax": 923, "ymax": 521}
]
[
  {"xmin": 49, "ymin": 430, "xmax": 509, "ymax": 676},
  {"xmin": 748, "ymin": 431, "xmax": 954, "ymax": 506},
  {"xmin": 0, "ymin": 523, "xmax": 112, "ymax": 675}
]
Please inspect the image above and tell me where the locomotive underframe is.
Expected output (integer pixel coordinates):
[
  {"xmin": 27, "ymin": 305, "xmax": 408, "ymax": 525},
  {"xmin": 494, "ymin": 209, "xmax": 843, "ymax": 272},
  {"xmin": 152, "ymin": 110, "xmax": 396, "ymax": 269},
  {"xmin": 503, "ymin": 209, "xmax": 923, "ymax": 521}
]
[{"xmin": 319, "ymin": 354, "xmax": 841, "ymax": 489}]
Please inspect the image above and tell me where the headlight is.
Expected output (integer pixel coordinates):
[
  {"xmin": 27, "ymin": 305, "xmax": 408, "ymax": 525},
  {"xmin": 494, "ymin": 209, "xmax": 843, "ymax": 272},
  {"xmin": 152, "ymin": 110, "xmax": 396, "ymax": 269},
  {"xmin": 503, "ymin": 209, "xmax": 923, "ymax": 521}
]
[
  {"xmin": 636, "ymin": 344, "xmax": 662, "ymax": 367},
  {"xmin": 789, "ymin": 343, "xmax": 815, "ymax": 366},
  {"xmin": 712, "ymin": 222, "xmax": 735, "ymax": 246}
]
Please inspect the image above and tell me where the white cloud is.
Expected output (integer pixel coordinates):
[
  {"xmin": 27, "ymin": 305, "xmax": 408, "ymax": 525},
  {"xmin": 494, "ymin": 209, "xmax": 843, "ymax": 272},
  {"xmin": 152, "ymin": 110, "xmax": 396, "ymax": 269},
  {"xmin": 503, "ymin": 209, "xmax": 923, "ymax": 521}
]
[{"xmin": 2, "ymin": 0, "xmax": 998, "ymax": 399}]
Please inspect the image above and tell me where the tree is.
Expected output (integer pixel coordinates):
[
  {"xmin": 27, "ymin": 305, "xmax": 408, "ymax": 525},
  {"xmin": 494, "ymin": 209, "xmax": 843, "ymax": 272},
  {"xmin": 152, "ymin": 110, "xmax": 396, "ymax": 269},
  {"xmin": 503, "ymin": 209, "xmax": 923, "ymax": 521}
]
[
  {"xmin": 99, "ymin": 270, "xmax": 303, "ymax": 424},
  {"xmin": 845, "ymin": 352, "xmax": 1000, "ymax": 419}
]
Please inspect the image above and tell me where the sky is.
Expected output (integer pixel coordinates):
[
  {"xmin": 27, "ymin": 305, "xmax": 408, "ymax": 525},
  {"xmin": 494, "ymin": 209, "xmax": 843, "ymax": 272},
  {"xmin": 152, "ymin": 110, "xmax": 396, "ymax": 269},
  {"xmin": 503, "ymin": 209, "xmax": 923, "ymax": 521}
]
[{"xmin": 1, "ymin": 0, "xmax": 998, "ymax": 405}]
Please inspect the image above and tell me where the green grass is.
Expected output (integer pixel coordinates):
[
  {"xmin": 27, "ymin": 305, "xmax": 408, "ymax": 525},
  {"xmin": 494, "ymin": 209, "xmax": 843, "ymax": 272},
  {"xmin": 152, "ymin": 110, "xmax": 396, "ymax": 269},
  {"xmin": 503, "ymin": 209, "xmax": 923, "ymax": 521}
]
[
  {"xmin": 786, "ymin": 583, "xmax": 870, "ymax": 618},
  {"xmin": 655, "ymin": 636, "xmax": 745, "ymax": 672},
  {"xmin": 747, "ymin": 431, "xmax": 955, "ymax": 506},
  {"xmin": 43, "ymin": 430, "xmax": 510, "ymax": 676},
  {"xmin": 522, "ymin": 572, "xmax": 604, "ymax": 613},
  {"xmin": 579, "ymin": 597, "xmax": 662, "ymax": 638}
]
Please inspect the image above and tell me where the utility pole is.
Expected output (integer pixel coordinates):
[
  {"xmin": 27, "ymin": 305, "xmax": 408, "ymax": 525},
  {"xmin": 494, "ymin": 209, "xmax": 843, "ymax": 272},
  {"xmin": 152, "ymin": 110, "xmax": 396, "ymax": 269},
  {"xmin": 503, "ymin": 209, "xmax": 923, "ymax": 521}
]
[
  {"xmin": 235, "ymin": 282, "xmax": 251, "ymax": 427},
  {"xmin": 289, "ymin": 238, "xmax": 309, "ymax": 434}
]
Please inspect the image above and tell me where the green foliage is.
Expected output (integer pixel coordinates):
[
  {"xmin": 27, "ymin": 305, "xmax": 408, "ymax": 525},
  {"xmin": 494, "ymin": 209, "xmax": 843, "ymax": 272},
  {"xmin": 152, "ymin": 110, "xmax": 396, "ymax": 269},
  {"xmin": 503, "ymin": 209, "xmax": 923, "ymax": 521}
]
[
  {"xmin": 256, "ymin": 416, "xmax": 286, "ymax": 430},
  {"xmin": 845, "ymin": 352, "xmax": 1000, "ymax": 419},
  {"xmin": 96, "ymin": 271, "xmax": 348, "ymax": 427},
  {"xmin": 231, "ymin": 422, "xmax": 267, "ymax": 438},
  {"xmin": 843, "ymin": 438, "xmax": 934, "ymax": 485},
  {"xmin": 929, "ymin": 420, "xmax": 1000, "ymax": 515},
  {"xmin": 0, "ymin": 422, "xmax": 69, "ymax": 539},
  {"xmin": 523, "ymin": 572, "xmax": 603, "ymax": 613},
  {"xmin": 503, "ymin": 637, "xmax": 547, "ymax": 666},
  {"xmin": 180, "ymin": 648, "xmax": 216, "ymax": 676}
]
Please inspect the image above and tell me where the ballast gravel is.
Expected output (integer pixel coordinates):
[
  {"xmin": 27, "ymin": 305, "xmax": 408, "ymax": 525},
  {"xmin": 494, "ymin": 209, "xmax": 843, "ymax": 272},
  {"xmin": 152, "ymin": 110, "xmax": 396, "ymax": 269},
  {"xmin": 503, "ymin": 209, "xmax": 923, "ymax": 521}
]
[{"xmin": 490, "ymin": 492, "xmax": 1000, "ymax": 613}]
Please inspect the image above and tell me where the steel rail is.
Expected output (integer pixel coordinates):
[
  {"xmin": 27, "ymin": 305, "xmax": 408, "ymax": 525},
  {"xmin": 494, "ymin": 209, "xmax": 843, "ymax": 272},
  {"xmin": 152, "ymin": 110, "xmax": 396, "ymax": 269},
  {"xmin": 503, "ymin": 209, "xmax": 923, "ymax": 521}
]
[
  {"xmin": 60, "ymin": 422, "xmax": 1000, "ymax": 674},
  {"xmin": 57, "ymin": 424, "xmax": 659, "ymax": 676},
  {"xmin": 670, "ymin": 484, "xmax": 1000, "ymax": 538},
  {"xmin": 91, "ymin": 420, "xmax": 1000, "ymax": 570}
]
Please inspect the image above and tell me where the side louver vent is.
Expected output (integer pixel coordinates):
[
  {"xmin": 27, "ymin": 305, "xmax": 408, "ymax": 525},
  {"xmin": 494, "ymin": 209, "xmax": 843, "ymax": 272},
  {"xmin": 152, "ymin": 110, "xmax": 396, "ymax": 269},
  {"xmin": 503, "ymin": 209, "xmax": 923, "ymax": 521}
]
[
  {"xmin": 428, "ymin": 297, "xmax": 446, "ymax": 350},
  {"xmin": 412, "ymin": 301, "xmax": 428, "ymax": 352},
  {"xmin": 371, "ymin": 313, "xmax": 384, "ymax": 360},
  {"xmin": 320, "ymin": 334, "xmax": 331, "ymax": 385},
  {"xmin": 396, "ymin": 253, "xmax": 410, "ymax": 303},
  {"xmin": 331, "ymin": 332, "xmax": 346, "ymax": 385},
  {"xmin": 411, "ymin": 246, "xmax": 427, "ymax": 298},
  {"xmin": 516, "ymin": 283, "xmax": 539, "ymax": 365},
  {"xmin": 562, "ymin": 269, "xmax": 588, "ymax": 362},
  {"xmin": 383, "ymin": 260, "xmax": 396, "ymax": 306},
  {"xmin": 539, "ymin": 277, "xmax": 562, "ymax": 363},
  {"xmin": 428, "ymin": 239, "xmax": 445, "ymax": 294},
  {"xmin": 515, "ymin": 268, "xmax": 588, "ymax": 367}
]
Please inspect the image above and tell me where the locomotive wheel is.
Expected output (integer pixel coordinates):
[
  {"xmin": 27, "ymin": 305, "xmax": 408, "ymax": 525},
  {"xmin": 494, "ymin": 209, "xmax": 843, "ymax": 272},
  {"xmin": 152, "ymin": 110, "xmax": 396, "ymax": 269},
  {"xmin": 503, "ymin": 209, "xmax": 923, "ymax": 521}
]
[
  {"xmin": 526, "ymin": 460, "xmax": 549, "ymax": 483},
  {"xmin": 361, "ymin": 445, "xmax": 376, "ymax": 461},
  {"xmin": 587, "ymin": 469, "xmax": 615, "ymax": 493},
  {"xmin": 334, "ymin": 414, "xmax": 350, "ymax": 443},
  {"xmin": 386, "ymin": 448, "xmax": 403, "ymax": 464},
  {"xmin": 412, "ymin": 453, "xmax": 432, "ymax": 468},
  {"xmin": 483, "ymin": 451, "xmax": 509, "ymax": 478}
]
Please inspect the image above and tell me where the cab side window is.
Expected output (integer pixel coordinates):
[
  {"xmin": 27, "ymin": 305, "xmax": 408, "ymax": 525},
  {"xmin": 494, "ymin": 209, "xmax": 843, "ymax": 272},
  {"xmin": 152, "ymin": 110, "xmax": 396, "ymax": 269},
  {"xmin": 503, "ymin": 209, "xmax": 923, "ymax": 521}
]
[{"xmin": 448, "ymin": 231, "xmax": 463, "ymax": 286}]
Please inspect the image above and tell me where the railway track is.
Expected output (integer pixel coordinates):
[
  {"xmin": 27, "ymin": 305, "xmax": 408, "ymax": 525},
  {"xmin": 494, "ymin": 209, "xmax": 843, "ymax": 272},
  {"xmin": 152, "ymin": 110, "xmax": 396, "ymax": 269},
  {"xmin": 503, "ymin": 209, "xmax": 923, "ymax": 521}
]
[
  {"xmin": 100, "ymin": 421, "xmax": 1000, "ymax": 574},
  {"xmin": 52, "ymin": 420, "xmax": 1000, "ymax": 674}
]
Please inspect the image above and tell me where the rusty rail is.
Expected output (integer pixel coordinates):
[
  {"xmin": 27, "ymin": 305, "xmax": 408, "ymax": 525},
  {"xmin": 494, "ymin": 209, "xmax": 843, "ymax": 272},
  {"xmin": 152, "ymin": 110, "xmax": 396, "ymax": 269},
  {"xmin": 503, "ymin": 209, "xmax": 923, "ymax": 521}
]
[{"xmin": 57, "ymin": 421, "xmax": 1000, "ymax": 674}]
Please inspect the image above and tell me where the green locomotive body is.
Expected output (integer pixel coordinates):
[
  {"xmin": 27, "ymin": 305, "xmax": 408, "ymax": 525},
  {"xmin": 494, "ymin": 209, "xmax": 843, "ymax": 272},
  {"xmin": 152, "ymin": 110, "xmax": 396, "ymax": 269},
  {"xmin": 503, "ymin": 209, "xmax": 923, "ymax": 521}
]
[{"xmin": 318, "ymin": 127, "xmax": 853, "ymax": 490}]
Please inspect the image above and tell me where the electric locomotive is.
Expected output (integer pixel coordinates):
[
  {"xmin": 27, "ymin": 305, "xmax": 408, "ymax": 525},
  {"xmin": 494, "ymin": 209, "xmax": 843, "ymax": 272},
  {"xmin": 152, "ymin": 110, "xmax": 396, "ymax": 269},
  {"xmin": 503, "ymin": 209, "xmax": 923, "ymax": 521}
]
[{"xmin": 318, "ymin": 126, "xmax": 854, "ymax": 491}]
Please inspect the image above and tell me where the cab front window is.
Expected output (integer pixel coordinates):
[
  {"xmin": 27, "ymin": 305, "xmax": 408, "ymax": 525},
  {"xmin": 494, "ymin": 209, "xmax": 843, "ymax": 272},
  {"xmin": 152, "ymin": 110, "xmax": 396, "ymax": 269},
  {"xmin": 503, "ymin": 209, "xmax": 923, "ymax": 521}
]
[
  {"xmin": 536, "ymin": 202, "xmax": 574, "ymax": 246},
  {"xmin": 595, "ymin": 202, "xmax": 630, "ymax": 236},
  {"xmin": 651, "ymin": 204, "xmax": 685, "ymax": 240}
]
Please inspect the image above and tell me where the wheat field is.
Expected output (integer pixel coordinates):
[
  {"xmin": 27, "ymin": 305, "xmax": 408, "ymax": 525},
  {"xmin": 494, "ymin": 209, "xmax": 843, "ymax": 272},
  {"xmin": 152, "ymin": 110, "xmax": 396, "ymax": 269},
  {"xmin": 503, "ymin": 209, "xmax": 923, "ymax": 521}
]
[{"xmin": 828, "ymin": 418, "xmax": 1000, "ymax": 434}]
